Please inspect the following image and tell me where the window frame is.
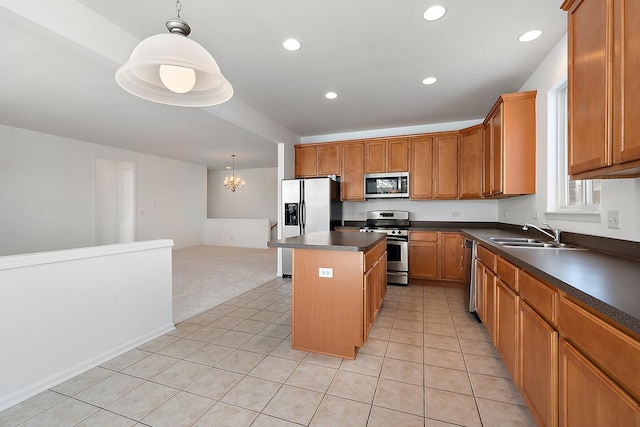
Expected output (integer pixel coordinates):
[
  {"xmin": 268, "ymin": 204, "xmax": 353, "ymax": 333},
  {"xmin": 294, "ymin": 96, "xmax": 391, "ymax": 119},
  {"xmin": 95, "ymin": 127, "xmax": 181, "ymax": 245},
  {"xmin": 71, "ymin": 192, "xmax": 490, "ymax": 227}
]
[{"xmin": 545, "ymin": 79, "xmax": 602, "ymax": 223}]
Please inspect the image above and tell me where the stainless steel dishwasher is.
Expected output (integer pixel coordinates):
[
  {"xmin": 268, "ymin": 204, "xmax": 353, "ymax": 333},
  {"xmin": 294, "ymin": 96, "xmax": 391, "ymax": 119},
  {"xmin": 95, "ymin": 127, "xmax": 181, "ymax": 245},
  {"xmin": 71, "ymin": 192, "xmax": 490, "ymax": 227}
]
[{"xmin": 463, "ymin": 238, "xmax": 480, "ymax": 321}]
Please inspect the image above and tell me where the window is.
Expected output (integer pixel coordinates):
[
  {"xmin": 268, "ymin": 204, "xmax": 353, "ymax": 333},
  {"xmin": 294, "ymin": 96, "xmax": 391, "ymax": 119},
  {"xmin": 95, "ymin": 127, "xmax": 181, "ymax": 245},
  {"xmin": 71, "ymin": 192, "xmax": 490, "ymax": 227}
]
[{"xmin": 547, "ymin": 80, "xmax": 601, "ymax": 221}]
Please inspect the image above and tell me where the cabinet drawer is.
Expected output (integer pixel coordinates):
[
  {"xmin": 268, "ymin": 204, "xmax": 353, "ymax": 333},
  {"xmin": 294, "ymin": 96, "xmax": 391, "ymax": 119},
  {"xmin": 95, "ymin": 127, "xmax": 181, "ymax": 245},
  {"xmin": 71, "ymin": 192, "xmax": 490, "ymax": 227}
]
[
  {"xmin": 409, "ymin": 231, "xmax": 438, "ymax": 242},
  {"xmin": 559, "ymin": 296, "xmax": 640, "ymax": 401},
  {"xmin": 518, "ymin": 270, "xmax": 558, "ymax": 326},
  {"xmin": 365, "ymin": 239, "xmax": 387, "ymax": 271},
  {"xmin": 496, "ymin": 257, "xmax": 518, "ymax": 292},
  {"xmin": 477, "ymin": 245, "xmax": 496, "ymax": 272}
]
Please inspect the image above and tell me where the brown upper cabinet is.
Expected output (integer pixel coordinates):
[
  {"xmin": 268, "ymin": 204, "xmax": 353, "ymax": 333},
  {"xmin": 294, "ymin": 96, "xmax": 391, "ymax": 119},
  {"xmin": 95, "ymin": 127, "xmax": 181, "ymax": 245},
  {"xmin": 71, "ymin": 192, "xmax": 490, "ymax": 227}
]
[
  {"xmin": 410, "ymin": 132, "xmax": 459, "ymax": 200},
  {"xmin": 433, "ymin": 133, "xmax": 459, "ymax": 199},
  {"xmin": 295, "ymin": 145, "xmax": 318, "ymax": 177},
  {"xmin": 483, "ymin": 91, "xmax": 537, "ymax": 197},
  {"xmin": 562, "ymin": 0, "xmax": 640, "ymax": 179},
  {"xmin": 295, "ymin": 143, "xmax": 341, "ymax": 178},
  {"xmin": 365, "ymin": 137, "xmax": 409, "ymax": 173},
  {"xmin": 459, "ymin": 124, "xmax": 484, "ymax": 199},
  {"xmin": 341, "ymin": 141, "xmax": 366, "ymax": 201},
  {"xmin": 294, "ymin": 91, "xmax": 536, "ymax": 199}
]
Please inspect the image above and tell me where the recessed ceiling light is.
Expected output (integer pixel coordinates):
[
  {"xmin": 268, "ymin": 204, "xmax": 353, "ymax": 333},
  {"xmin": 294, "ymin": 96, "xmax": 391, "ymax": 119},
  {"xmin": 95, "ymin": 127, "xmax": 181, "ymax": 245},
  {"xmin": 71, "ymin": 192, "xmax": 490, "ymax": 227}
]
[
  {"xmin": 423, "ymin": 5, "xmax": 446, "ymax": 21},
  {"xmin": 518, "ymin": 30, "xmax": 542, "ymax": 42},
  {"xmin": 283, "ymin": 38, "xmax": 302, "ymax": 51},
  {"xmin": 325, "ymin": 92, "xmax": 338, "ymax": 100},
  {"xmin": 422, "ymin": 77, "xmax": 438, "ymax": 85}
]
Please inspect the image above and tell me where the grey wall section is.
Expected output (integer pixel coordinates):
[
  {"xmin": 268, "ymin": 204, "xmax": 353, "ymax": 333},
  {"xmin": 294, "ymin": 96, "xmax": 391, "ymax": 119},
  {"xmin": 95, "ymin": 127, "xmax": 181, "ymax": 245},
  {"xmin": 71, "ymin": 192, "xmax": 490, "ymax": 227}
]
[
  {"xmin": 207, "ymin": 167, "xmax": 278, "ymax": 228},
  {"xmin": 0, "ymin": 124, "xmax": 207, "ymax": 256}
]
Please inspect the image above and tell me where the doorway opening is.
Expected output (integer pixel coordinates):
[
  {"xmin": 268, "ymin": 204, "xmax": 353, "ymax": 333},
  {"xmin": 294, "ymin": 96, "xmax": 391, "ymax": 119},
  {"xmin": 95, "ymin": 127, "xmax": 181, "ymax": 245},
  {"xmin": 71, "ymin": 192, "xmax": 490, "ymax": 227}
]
[{"xmin": 95, "ymin": 157, "xmax": 135, "ymax": 245}]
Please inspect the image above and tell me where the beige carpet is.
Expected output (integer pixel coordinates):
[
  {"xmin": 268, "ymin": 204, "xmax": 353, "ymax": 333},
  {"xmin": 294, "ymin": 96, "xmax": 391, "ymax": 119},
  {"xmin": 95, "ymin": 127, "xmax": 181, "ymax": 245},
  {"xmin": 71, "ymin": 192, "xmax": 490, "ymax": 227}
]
[{"xmin": 172, "ymin": 245, "xmax": 277, "ymax": 323}]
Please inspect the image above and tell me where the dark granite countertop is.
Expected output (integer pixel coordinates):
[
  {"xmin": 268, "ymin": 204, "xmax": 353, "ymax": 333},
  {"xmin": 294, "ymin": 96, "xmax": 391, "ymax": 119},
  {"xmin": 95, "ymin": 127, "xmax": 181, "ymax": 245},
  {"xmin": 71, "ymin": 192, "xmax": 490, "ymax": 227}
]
[
  {"xmin": 268, "ymin": 231, "xmax": 386, "ymax": 252},
  {"xmin": 462, "ymin": 228, "xmax": 640, "ymax": 336}
]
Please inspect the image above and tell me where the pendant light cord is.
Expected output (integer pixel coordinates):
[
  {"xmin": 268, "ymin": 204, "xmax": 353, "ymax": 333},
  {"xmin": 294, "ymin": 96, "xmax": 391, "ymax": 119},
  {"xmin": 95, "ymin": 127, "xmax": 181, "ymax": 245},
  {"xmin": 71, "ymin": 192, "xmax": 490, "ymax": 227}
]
[{"xmin": 176, "ymin": 0, "xmax": 182, "ymax": 18}]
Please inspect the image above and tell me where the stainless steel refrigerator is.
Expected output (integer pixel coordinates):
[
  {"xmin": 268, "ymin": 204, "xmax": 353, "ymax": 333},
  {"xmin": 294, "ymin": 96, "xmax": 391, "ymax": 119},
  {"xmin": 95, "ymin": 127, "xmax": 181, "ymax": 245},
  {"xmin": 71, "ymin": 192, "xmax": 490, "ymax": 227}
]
[{"xmin": 281, "ymin": 177, "xmax": 342, "ymax": 277}]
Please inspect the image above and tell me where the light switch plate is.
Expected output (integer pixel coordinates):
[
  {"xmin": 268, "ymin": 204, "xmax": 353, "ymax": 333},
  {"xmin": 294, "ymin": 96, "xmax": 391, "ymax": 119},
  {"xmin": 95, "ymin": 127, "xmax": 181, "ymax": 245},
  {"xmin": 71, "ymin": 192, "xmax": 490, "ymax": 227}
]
[{"xmin": 607, "ymin": 210, "xmax": 620, "ymax": 229}]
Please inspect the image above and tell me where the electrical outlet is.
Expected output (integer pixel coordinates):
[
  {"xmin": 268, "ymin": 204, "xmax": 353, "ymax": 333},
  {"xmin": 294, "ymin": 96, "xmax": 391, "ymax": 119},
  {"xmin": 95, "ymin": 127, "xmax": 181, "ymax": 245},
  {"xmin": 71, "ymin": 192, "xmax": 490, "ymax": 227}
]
[
  {"xmin": 319, "ymin": 268, "xmax": 333, "ymax": 278},
  {"xmin": 607, "ymin": 210, "xmax": 620, "ymax": 229},
  {"xmin": 533, "ymin": 212, "xmax": 539, "ymax": 219}
]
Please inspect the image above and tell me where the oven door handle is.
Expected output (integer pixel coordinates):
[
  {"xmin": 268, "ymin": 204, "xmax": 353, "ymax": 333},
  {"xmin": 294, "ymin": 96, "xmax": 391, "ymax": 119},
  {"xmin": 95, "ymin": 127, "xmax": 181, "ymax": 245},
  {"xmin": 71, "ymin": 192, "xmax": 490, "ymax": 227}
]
[{"xmin": 386, "ymin": 236, "xmax": 408, "ymax": 242}]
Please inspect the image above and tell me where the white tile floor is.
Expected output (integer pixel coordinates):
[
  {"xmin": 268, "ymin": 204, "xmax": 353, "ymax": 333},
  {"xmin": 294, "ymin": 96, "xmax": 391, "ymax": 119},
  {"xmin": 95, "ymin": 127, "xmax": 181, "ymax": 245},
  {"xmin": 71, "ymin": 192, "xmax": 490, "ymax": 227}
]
[{"xmin": 0, "ymin": 279, "xmax": 536, "ymax": 426}]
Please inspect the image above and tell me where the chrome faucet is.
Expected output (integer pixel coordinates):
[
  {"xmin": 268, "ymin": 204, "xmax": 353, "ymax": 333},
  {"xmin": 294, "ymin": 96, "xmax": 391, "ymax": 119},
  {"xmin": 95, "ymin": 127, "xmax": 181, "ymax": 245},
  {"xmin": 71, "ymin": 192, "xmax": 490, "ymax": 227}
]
[{"xmin": 522, "ymin": 222, "xmax": 561, "ymax": 244}]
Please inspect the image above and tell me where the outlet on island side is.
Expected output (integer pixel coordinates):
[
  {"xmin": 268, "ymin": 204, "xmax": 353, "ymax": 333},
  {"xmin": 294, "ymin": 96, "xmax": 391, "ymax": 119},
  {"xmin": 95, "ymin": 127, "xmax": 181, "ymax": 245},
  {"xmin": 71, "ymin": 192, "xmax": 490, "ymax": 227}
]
[{"xmin": 318, "ymin": 268, "xmax": 333, "ymax": 278}]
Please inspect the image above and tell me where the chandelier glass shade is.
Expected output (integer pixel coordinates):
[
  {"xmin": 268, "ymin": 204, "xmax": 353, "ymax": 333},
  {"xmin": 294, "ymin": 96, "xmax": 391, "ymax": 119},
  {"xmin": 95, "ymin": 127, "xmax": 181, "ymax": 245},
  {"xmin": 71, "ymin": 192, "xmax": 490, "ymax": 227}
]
[
  {"xmin": 115, "ymin": 2, "xmax": 233, "ymax": 107},
  {"xmin": 224, "ymin": 155, "xmax": 245, "ymax": 193}
]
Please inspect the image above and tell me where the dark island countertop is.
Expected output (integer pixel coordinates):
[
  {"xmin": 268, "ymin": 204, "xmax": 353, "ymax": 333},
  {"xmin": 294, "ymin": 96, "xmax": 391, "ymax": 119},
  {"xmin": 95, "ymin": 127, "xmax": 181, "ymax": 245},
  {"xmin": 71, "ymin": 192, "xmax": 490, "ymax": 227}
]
[
  {"xmin": 462, "ymin": 228, "xmax": 640, "ymax": 336},
  {"xmin": 268, "ymin": 231, "xmax": 386, "ymax": 252}
]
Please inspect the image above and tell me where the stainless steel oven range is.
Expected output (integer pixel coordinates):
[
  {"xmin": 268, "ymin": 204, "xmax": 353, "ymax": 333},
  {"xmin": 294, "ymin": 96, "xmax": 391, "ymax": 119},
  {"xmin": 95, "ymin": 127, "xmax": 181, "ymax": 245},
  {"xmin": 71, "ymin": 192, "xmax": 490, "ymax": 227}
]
[{"xmin": 360, "ymin": 210, "xmax": 409, "ymax": 285}]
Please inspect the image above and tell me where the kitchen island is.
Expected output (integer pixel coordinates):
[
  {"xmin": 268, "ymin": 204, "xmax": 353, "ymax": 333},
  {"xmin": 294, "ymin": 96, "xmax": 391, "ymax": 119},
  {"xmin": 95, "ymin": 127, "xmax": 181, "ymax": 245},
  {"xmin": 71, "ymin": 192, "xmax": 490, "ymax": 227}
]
[{"xmin": 268, "ymin": 231, "xmax": 387, "ymax": 359}]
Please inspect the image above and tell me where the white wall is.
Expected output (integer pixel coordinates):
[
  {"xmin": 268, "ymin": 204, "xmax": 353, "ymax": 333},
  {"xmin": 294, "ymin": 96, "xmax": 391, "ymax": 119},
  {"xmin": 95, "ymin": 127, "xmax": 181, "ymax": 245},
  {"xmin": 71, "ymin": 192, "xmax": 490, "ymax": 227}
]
[
  {"xmin": 0, "ymin": 124, "xmax": 207, "ymax": 256},
  {"xmin": 343, "ymin": 199, "xmax": 498, "ymax": 222},
  {"xmin": 499, "ymin": 34, "xmax": 640, "ymax": 242},
  {"xmin": 207, "ymin": 167, "xmax": 278, "ymax": 229},
  {"xmin": 0, "ymin": 240, "xmax": 174, "ymax": 411},
  {"xmin": 204, "ymin": 219, "xmax": 270, "ymax": 248}
]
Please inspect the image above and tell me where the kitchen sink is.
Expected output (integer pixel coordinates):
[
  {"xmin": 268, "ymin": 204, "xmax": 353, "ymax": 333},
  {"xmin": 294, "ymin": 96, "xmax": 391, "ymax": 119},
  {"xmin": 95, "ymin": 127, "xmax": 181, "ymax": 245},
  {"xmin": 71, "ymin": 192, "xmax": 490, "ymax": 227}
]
[
  {"xmin": 487, "ymin": 237, "xmax": 545, "ymax": 244},
  {"xmin": 484, "ymin": 236, "xmax": 588, "ymax": 251}
]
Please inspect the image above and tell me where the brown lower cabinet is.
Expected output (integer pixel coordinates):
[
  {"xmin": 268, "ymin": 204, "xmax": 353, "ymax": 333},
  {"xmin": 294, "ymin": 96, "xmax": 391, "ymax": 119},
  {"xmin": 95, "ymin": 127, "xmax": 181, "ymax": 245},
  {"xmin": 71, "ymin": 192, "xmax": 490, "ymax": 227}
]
[
  {"xmin": 496, "ymin": 279, "xmax": 519, "ymax": 380},
  {"xmin": 476, "ymin": 244, "xmax": 640, "ymax": 427},
  {"xmin": 559, "ymin": 339, "xmax": 640, "ymax": 426},
  {"xmin": 519, "ymin": 300, "xmax": 558, "ymax": 427},
  {"xmin": 409, "ymin": 232, "xmax": 463, "ymax": 284}
]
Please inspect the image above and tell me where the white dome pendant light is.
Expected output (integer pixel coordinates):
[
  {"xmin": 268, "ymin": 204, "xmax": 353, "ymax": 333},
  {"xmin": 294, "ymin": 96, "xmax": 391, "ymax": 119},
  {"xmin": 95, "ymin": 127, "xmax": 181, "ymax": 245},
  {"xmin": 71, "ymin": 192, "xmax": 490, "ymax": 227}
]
[{"xmin": 116, "ymin": 0, "xmax": 233, "ymax": 107}]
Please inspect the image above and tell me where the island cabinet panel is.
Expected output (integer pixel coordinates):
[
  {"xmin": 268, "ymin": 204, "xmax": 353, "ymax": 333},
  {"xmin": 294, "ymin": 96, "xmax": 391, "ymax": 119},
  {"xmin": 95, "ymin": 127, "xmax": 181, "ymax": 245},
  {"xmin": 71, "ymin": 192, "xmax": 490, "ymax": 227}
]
[
  {"xmin": 341, "ymin": 142, "xmax": 365, "ymax": 201},
  {"xmin": 459, "ymin": 125, "xmax": 483, "ymax": 199},
  {"xmin": 364, "ymin": 251, "xmax": 387, "ymax": 339},
  {"xmin": 519, "ymin": 300, "xmax": 558, "ymax": 427},
  {"xmin": 292, "ymin": 249, "xmax": 365, "ymax": 359},
  {"xmin": 559, "ymin": 339, "xmax": 640, "ymax": 427},
  {"xmin": 290, "ymin": 238, "xmax": 387, "ymax": 359},
  {"xmin": 563, "ymin": 0, "xmax": 640, "ymax": 178}
]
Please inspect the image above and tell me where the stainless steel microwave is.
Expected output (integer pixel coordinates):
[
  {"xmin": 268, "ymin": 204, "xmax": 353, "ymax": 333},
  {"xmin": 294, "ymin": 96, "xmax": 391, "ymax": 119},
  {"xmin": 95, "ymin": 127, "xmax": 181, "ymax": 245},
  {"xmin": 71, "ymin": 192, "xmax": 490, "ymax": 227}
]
[{"xmin": 364, "ymin": 172, "xmax": 409, "ymax": 199}]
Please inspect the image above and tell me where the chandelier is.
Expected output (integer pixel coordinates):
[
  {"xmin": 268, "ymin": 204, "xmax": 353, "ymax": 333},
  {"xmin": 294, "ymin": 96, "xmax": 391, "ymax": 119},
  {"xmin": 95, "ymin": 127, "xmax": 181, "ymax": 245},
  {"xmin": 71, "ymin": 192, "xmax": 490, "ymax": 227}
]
[
  {"xmin": 115, "ymin": 0, "xmax": 233, "ymax": 107},
  {"xmin": 224, "ymin": 155, "xmax": 245, "ymax": 193}
]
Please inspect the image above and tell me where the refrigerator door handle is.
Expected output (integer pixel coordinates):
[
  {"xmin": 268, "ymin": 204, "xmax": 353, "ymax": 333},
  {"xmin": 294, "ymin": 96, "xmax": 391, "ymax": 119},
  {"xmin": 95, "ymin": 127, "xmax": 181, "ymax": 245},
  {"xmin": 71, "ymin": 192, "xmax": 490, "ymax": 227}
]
[{"xmin": 300, "ymin": 181, "xmax": 306, "ymax": 234}]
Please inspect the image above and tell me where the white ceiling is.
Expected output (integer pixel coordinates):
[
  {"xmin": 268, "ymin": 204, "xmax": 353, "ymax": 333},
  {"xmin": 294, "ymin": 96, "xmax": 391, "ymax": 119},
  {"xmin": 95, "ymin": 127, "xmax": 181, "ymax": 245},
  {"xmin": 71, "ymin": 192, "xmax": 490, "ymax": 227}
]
[{"xmin": 0, "ymin": 1, "xmax": 566, "ymax": 171}]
